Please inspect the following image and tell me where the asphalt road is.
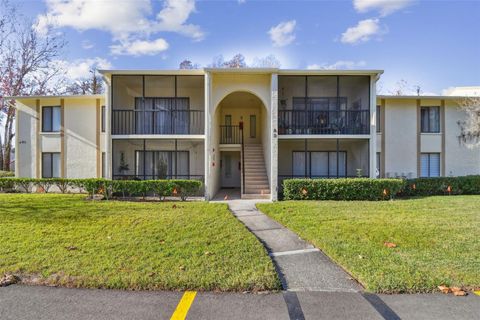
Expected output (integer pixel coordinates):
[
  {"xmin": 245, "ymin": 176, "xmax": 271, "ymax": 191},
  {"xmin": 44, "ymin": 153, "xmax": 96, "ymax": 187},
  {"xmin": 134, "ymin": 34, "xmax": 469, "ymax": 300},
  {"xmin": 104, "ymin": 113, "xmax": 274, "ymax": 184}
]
[{"xmin": 1, "ymin": 285, "xmax": 479, "ymax": 320}]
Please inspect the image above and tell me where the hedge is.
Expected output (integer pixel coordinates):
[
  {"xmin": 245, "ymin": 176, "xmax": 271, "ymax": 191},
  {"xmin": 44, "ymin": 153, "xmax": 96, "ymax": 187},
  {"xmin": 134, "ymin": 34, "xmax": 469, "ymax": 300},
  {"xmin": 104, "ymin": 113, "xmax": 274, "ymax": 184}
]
[
  {"xmin": 0, "ymin": 170, "xmax": 14, "ymax": 178},
  {"xmin": 283, "ymin": 178, "xmax": 405, "ymax": 201},
  {"xmin": 402, "ymin": 175, "xmax": 480, "ymax": 196},
  {"xmin": 0, "ymin": 178, "xmax": 203, "ymax": 201}
]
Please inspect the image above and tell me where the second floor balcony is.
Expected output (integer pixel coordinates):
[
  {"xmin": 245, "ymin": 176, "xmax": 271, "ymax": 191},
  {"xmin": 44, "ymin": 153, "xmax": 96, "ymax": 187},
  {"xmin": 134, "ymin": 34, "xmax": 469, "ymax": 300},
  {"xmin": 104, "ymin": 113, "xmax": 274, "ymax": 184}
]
[
  {"xmin": 278, "ymin": 109, "xmax": 370, "ymax": 135},
  {"xmin": 112, "ymin": 109, "xmax": 204, "ymax": 135}
]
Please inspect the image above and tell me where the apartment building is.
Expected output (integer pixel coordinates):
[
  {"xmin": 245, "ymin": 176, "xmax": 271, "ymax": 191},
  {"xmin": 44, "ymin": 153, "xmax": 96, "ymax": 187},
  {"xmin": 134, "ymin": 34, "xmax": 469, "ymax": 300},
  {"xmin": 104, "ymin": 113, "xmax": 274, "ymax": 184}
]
[{"xmin": 12, "ymin": 69, "xmax": 480, "ymax": 200}]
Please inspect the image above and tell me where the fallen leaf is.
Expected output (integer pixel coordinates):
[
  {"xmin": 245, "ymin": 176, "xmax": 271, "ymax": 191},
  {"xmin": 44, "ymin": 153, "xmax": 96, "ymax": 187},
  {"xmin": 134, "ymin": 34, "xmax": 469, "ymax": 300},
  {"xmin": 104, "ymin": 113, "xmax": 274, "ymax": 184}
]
[
  {"xmin": 179, "ymin": 266, "xmax": 185, "ymax": 271},
  {"xmin": 438, "ymin": 285, "xmax": 451, "ymax": 294},
  {"xmin": 172, "ymin": 204, "xmax": 177, "ymax": 209},
  {"xmin": 65, "ymin": 246, "xmax": 77, "ymax": 251},
  {"xmin": 204, "ymin": 251, "xmax": 214, "ymax": 256},
  {"xmin": 453, "ymin": 290, "xmax": 467, "ymax": 296},
  {"xmin": 384, "ymin": 242, "xmax": 397, "ymax": 248},
  {"xmin": 159, "ymin": 240, "xmax": 165, "ymax": 244}
]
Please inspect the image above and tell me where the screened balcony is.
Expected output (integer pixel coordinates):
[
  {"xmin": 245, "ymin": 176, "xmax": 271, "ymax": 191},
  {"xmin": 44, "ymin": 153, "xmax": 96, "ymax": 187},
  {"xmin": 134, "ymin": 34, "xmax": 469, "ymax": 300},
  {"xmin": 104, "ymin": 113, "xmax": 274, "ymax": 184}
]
[
  {"xmin": 278, "ymin": 75, "xmax": 371, "ymax": 135},
  {"xmin": 111, "ymin": 75, "xmax": 205, "ymax": 135}
]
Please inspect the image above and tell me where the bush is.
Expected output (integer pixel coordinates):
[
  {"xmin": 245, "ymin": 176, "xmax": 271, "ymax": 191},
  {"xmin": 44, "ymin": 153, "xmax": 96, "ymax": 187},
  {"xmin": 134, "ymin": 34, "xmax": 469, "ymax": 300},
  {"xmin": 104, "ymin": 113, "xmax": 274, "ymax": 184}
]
[
  {"xmin": 0, "ymin": 170, "xmax": 14, "ymax": 178},
  {"xmin": 402, "ymin": 176, "xmax": 480, "ymax": 196},
  {"xmin": 0, "ymin": 178, "xmax": 203, "ymax": 201},
  {"xmin": 283, "ymin": 178, "xmax": 405, "ymax": 201}
]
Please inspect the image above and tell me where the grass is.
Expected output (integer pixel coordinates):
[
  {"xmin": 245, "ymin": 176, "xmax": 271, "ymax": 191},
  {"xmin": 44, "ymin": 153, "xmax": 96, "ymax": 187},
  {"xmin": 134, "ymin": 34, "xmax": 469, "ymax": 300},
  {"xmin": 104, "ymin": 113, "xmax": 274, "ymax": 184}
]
[
  {"xmin": 0, "ymin": 194, "xmax": 280, "ymax": 291},
  {"xmin": 258, "ymin": 196, "xmax": 480, "ymax": 293}
]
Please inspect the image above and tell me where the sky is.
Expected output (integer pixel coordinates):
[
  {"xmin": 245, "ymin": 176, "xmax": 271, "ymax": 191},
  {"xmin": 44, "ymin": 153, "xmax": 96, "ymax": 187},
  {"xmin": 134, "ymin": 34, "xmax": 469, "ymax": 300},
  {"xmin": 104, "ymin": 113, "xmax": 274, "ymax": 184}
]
[{"xmin": 13, "ymin": 0, "xmax": 480, "ymax": 95}]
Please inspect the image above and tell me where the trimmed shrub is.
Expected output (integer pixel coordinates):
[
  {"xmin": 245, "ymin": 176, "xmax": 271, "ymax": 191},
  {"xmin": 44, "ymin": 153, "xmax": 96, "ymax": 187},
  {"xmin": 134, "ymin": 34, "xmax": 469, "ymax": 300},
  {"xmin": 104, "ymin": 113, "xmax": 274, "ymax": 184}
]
[
  {"xmin": 0, "ymin": 170, "xmax": 14, "ymax": 178},
  {"xmin": 283, "ymin": 178, "xmax": 405, "ymax": 201},
  {"xmin": 402, "ymin": 176, "xmax": 480, "ymax": 196}
]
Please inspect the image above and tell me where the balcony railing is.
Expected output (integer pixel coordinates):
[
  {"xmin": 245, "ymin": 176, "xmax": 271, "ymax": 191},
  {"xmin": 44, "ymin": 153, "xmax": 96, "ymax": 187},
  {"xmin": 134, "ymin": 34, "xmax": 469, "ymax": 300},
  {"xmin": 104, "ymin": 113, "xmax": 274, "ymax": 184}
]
[
  {"xmin": 278, "ymin": 110, "xmax": 370, "ymax": 135},
  {"xmin": 112, "ymin": 110, "xmax": 204, "ymax": 135},
  {"xmin": 220, "ymin": 125, "xmax": 242, "ymax": 144}
]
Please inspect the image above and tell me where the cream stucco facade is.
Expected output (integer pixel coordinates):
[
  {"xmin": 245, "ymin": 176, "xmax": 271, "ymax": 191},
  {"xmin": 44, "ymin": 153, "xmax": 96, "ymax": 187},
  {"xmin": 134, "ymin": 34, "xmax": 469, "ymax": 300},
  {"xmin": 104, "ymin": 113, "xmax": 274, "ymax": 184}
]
[{"xmin": 12, "ymin": 69, "xmax": 480, "ymax": 200}]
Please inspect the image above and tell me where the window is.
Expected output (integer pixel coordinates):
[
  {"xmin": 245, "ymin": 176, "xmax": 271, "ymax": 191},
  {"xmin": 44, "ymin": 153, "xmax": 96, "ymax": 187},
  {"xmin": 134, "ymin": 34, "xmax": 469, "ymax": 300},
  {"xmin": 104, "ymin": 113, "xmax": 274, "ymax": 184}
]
[
  {"xmin": 376, "ymin": 152, "xmax": 381, "ymax": 178},
  {"xmin": 292, "ymin": 151, "xmax": 347, "ymax": 178},
  {"xmin": 101, "ymin": 106, "xmax": 106, "ymax": 133},
  {"xmin": 250, "ymin": 115, "xmax": 256, "ymax": 138},
  {"xmin": 42, "ymin": 106, "xmax": 61, "ymax": 132},
  {"xmin": 101, "ymin": 152, "xmax": 106, "ymax": 178},
  {"xmin": 42, "ymin": 153, "xmax": 61, "ymax": 178},
  {"xmin": 135, "ymin": 151, "xmax": 189, "ymax": 179},
  {"xmin": 420, "ymin": 153, "xmax": 440, "ymax": 177},
  {"xmin": 376, "ymin": 105, "xmax": 381, "ymax": 133},
  {"xmin": 421, "ymin": 106, "xmax": 440, "ymax": 133}
]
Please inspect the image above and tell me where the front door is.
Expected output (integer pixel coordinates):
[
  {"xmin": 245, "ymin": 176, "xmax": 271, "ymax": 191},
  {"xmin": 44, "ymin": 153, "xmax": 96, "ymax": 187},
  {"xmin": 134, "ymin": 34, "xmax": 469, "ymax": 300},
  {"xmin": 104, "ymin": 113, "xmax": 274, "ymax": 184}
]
[{"xmin": 221, "ymin": 151, "xmax": 241, "ymax": 188}]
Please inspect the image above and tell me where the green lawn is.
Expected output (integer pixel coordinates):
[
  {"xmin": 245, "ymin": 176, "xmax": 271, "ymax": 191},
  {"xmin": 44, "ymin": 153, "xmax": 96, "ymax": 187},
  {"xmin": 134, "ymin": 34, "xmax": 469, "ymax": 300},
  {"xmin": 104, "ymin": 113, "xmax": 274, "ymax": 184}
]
[
  {"xmin": 0, "ymin": 194, "xmax": 280, "ymax": 291},
  {"xmin": 258, "ymin": 196, "xmax": 480, "ymax": 293}
]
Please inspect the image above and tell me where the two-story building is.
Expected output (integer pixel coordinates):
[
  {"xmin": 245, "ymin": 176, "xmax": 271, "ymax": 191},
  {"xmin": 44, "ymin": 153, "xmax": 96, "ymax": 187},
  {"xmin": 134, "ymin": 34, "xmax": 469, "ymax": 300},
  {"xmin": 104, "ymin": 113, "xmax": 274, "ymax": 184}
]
[{"xmin": 11, "ymin": 69, "xmax": 480, "ymax": 200}]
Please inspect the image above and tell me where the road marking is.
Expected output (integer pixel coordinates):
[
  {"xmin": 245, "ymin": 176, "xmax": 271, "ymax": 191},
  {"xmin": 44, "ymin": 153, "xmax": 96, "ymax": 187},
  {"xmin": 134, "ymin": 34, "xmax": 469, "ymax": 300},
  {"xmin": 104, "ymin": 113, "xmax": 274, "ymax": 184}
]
[
  {"xmin": 474, "ymin": 291, "xmax": 480, "ymax": 296},
  {"xmin": 269, "ymin": 248, "xmax": 320, "ymax": 257},
  {"xmin": 170, "ymin": 291, "xmax": 197, "ymax": 320}
]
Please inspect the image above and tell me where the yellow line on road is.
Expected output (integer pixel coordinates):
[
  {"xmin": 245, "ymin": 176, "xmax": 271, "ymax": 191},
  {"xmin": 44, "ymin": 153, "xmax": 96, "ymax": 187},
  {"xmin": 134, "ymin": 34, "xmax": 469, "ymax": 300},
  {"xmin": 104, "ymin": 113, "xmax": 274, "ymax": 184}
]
[{"xmin": 170, "ymin": 291, "xmax": 197, "ymax": 320}]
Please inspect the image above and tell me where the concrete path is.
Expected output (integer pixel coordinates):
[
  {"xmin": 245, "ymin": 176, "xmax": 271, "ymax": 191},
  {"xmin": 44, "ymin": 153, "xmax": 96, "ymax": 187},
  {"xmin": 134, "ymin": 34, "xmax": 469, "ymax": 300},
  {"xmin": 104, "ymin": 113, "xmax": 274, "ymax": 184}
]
[
  {"xmin": 227, "ymin": 200, "xmax": 361, "ymax": 292},
  {"xmin": 1, "ymin": 285, "xmax": 479, "ymax": 320}
]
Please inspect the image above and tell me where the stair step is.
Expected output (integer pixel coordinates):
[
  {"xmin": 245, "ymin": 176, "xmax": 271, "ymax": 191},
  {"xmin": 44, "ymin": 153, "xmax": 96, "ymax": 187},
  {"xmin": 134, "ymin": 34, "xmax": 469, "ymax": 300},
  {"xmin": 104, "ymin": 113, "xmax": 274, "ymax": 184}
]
[{"xmin": 241, "ymin": 193, "xmax": 270, "ymax": 199}]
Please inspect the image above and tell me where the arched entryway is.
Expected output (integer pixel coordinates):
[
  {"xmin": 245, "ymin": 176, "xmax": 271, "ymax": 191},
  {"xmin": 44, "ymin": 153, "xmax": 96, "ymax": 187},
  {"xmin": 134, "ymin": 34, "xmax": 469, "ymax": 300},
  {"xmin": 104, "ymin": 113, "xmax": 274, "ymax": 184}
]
[{"xmin": 212, "ymin": 91, "xmax": 271, "ymax": 199}]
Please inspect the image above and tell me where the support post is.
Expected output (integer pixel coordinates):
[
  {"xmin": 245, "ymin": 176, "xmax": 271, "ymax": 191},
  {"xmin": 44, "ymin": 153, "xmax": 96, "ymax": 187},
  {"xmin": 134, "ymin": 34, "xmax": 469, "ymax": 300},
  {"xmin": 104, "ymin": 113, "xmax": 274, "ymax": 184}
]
[{"xmin": 336, "ymin": 138, "xmax": 340, "ymax": 178}]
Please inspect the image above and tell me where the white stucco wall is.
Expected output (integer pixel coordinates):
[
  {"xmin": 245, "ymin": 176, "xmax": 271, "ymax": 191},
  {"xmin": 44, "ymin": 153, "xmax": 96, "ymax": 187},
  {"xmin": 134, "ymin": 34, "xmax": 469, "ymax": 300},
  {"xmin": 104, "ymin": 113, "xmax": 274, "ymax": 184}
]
[
  {"xmin": 383, "ymin": 99, "xmax": 417, "ymax": 177},
  {"xmin": 444, "ymin": 101, "xmax": 480, "ymax": 176}
]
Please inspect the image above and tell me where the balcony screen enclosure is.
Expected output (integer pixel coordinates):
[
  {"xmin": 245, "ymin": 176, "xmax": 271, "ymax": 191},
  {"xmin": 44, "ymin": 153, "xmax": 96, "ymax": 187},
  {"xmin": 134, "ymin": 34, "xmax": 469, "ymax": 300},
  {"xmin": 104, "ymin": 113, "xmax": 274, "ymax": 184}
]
[{"xmin": 112, "ymin": 75, "xmax": 204, "ymax": 135}]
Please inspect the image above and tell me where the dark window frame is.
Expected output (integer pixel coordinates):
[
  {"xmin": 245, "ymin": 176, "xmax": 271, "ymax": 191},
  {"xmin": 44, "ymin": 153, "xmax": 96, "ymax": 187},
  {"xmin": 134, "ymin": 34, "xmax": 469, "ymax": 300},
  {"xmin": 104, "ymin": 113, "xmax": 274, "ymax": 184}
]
[
  {"xmin": 250, "ymin": 115, "xmax": 256, "ymax": 138},
  {"xmin": 101, "ymin": 106, "xmax": 106, "ymax": 133},
  {"xmin": 376, "ymin": 105, "xmax": 381, "ymax": 133},
  {"xmin": 291, "ymin": 150, "xmax": 348, "ymax": 178},
  {"xmin": 420, "ymin": 152, "xmax": 441, "ymax": 178},
  {"xmin": 421, "ymin": 106, "xmax": 440, "ymax": 133},
  {"xmin": 134, "ymin": 150, "xmax": 190, "ymax": 180},
  {"xmin": 101, "ymin": 152, "xmax": 106, "ymax": 178},
  {"xmin": 42, "ymin": 152, "xmax": 61, "ymax": 178},
  {"xmin": 42, "ymin": 106, "xmax": 61, "ymax": 133}
]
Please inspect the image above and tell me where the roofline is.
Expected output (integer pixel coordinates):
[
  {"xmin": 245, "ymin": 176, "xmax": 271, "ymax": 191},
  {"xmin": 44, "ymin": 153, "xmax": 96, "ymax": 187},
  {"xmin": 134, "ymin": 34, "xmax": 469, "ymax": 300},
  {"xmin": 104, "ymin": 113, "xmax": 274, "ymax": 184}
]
[
  {"xmin": 279, "ymin": 69, "xmax": 384, "ymax": 76},
  {"xmin": 4, "ymin": 94, "xmax": 104, "ymax": 100},
  {"xmin": 377, "ymin": 95, "xmax": 477, "ymax": 100},
  {"xmin": 99, "ymin": 68, "xmax": 384, "ymax": 76},
  {"xmin": 99, "ymin": 69, "xmax": 205, "ymax": 77}
]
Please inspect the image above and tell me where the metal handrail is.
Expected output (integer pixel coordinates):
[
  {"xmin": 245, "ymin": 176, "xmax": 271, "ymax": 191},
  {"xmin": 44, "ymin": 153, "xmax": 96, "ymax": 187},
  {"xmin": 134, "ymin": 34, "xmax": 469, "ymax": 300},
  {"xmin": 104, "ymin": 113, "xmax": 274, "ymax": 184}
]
[
  {"xmin": 278, "ymin": 109, "xmax": 370, "ymax": 135},
  {"xmin": 240, "ymin": 123, "xmax": 245, "ymax": 193}
]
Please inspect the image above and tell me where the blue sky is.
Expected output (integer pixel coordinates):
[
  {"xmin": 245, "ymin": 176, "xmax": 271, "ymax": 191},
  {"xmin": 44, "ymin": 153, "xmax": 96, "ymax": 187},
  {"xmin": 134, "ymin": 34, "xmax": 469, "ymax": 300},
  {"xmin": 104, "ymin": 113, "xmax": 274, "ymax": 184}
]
[{"xmin": 19, "ymin": 0, "xmax": 480, "ymax": 94}]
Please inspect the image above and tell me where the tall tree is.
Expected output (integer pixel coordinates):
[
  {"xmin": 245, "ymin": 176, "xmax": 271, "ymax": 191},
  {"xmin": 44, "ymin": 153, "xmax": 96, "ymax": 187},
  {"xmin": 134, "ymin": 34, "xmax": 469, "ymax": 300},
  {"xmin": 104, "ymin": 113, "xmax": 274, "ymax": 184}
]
[
  {"xmin": 458, "ymin": 96, "xmax": 480, "ymax": 147},
  {"xmin": 0, "ymin": 0, "xmax": 66, "ymax": 171},
  {"xmin": 66, "ymin": 69, "xmax": 104, "ymax": 95},
  {"xmin": 179, "ymin": 59, "xmax": 199, "ymax": 69}
]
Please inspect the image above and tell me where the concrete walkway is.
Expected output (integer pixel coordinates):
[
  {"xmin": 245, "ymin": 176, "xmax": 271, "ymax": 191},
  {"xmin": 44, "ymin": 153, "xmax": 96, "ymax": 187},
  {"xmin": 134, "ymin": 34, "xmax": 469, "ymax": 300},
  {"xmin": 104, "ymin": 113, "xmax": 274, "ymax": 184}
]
[{"xmin": 227, "ymin": 200, "xmax": 361, "ymax": 292}]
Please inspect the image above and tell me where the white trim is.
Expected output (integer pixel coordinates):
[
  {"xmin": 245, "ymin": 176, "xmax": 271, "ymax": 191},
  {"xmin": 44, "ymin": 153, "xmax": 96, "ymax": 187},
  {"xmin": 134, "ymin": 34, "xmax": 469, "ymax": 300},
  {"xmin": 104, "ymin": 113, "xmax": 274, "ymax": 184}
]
[
  {"xmin": 111, "ymin": 134, "xmax": 205, "ymax": 140},
  {"xmin": 278, "ymin": 134, "xmax": 371, "ymax": 140}
]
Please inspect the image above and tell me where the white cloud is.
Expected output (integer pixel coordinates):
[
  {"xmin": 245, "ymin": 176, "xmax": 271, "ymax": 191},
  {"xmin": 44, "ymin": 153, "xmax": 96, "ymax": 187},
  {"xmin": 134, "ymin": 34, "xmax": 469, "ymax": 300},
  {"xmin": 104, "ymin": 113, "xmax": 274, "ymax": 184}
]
[
  {"xmin": 110, "ymin": 38, "xmax": 169, "ymax": 56},
  {"xmin": 55, "ymin": 57, "xmax": 113, "ymax": 80},
  {"xmin": 36, "ymin": 0, "xmax": 203, "ymax": 55},
  {"xmin": 340, "ymin": 18, "xmax": 386, "ymax": 44},
  {"xmin": 238, "ymin": 0, "xmax": 246, "ymax": 4},
  {"xmin": 268, "ymin": 20, "xmax": 296, "ymax": 47},
  {"xmin": 353, "ymin": 0, "xmax": 413, "ymax": 16},
  {"xmin": 307, "ymin": 60, "xmax": 367, "ymax": 70},
  {"xmin": 155, "ymin": 0, "xmax": 204, "ymax": 41}
]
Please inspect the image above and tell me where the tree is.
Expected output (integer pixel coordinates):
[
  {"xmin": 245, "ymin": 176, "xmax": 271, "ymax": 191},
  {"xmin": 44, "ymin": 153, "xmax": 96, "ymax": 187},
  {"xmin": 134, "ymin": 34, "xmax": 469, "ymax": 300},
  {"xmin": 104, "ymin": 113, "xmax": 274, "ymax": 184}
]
[
  {"xmin": 458, "ymin": 97, "xmax": 480, "ymax": 148},
  {"xmin": 0, "ymin": 0, "xmax": 66, "ymax": 171},
  {"xmin": 179, "ymin": 59, "xmax": 199, "ymax": 69},
  {"xmin": 209, "ymin": 53, "xmax": 247, "ymax": 68},
  {"xmin": 66, "ymin": 69, "xmax": 104, "ymax": 95},
  {"xmin": 251, "ymin": 54, "xmax": 281, "ymax": 68}
]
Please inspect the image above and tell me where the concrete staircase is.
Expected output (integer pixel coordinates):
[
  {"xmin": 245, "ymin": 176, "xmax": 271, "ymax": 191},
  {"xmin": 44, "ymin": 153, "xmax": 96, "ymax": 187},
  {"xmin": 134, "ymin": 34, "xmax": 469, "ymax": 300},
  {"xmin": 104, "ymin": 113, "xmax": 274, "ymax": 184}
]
[{"xmin": 242, "ymin": 144, "xmax": 270, "ymax": 199}]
